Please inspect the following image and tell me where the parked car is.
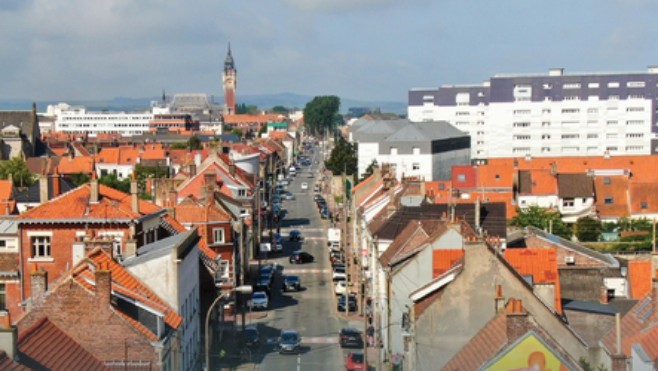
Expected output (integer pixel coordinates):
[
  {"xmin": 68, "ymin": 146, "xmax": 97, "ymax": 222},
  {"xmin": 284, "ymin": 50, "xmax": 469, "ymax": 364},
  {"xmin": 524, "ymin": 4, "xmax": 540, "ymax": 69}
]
[
  {"xmin": 283, "ymin": 275, "xmax": 301, "ymax": 292},
  {"xmin": 337, "ymin": 294, "xmax": 358, "ymax": 312},
  {"xmin": 289, "ymin": 230, "xmax": 302, "ymax": 241},
  {"xmin": 313, "ymin": 194, "xmax": 324, "ymax": 202},
  {"xmin": 332, "ymin": 265, "xmax": 347, "ymax": 281},
  {"xmin": 283, "ymin": 191, "xmax": 295, "ymax": 200},
  {"xmin": 320, "ymin": 208, "xmax": 331, "ymax": 219},
  {"xmin": 278, "ymin": 330, "xmax": 301, "ymax": 354},
  {"xmin": 330, "ymin": 251, "xmax": 345, "ymax": 266},
  {"xmin": 334, "ymin": 280, "xmax": 347, "ymax": 296},
  {"xmin": 346, "ymin": 351, "xmax": 365, "ymax": 371},
  {"xmin": 289, "ymin": 251, "xmax": 314, "ymax": 264},
  {"xmin": 243, "ymin": 326, "xmax": 260, "ymax": 347},
  {"xmin": 339, "ymin": 328, "xmax": 364, "ymax": 348},
  {"xmin": 249, "ymin": 291, "xmax": 269, "ymax": 310},
  {"xmin": 301, "ymin": 182, "xmax": 308, "ymax": 190}
]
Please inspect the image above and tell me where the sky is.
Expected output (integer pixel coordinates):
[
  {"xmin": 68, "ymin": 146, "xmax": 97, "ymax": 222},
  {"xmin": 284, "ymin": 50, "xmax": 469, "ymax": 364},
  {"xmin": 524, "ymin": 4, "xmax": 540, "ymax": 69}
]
[{"xmin": 2, "ymin": 0, "xmax": 658, "ymax": 104}]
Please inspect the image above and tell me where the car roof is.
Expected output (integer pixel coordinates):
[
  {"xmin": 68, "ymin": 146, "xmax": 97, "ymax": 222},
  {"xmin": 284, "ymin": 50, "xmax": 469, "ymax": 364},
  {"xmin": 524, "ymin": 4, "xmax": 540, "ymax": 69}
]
[
  {"xmin": 281, "ymin": 330, "xmax": 298, "ymax": 335},
  {"xmin": 341, "ymin": 327, "xmax": 360, "ymax": 333},
  {"xmin": 285, "ymin": 275, "xmax": 299, "ymax": 280}
]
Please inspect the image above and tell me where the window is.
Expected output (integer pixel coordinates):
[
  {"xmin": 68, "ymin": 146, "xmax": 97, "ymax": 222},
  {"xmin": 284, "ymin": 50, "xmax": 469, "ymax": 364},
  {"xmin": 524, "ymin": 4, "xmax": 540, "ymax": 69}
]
[
  {"xmin": 0, "ymin": 284, "xmax": 5, "ymax": 311},
  {"xmin": 561, "ymin": 108, "xmax": 580, "ymax": 114},
  {"xmin": 587, "ymin": 108, "xmax": 599, "ymax": 114},
  {"xmin": 608, "ymin": 95, "xmax": 619, "ymax": 100},
  {"xmin": 543, "ymin": 83, "xmax": 552, "ymax": 89},
  {"xmin": 31, "ymin": 236, "xmax": 51, "ymax": 258},
  {"xmin": 513, "ymin": 147, "xmax": 531, "ymax": 153},
  {"xmin": 412, "ymin": 147, "xmax": 420, "ymax": 155},
  {"xmin": 608, "ymin": 82, "xmax": 620, "ymax": 88},
  {"xmin": 0, "ymin": 240, "xmax": 6, "ymax": 248},
  {"xmin": 541, "ymin": 147, "xmax": 551, "ymax": 153},
  {"xmin": 563, "ymin": 199, "xmax": 574, "ymax": 207},
  {"xmin": 627, "ymin": 120, "xmax": 644, "ymax": 125},
  {"xmin": 606, "ymin": 133, "xmax": 618, "ymax": 139},
  {"xmin": 514, "ymin": 135, "xmax": 531, "ymax": 140},
  {"xmin": 563, "ymin": 83, "xmax": 581, "ymax": 89},
  {"xmin": 607, "ymin": 120, "xmax": 618, "ymax": 126},
  {"xmin": 587, "ymin": 133, "xmax": 599, "ymax": 139},
  {"xmin": 641, "ymin": 202, "xmax": 648, "ymax": 209},
  {"xmin": 390, "ymin": 147, "xmax": 398, "ymax": 155},
  {"xmin": 603, "ymin": 177, "xmax": 611, "ymax": 185},
  {"xmin": 542, "ymin": 122, "xmax": 551, "ymax": 127},
  {"xmin": 627, "ymin": 81, "xmax": 646, "ymax": 88},
  {"xmin": 412, "ymin": 163, "xmax": 420, "ymax": 170},
  {"xmin": 237, "ymin": 189, "xmax": 247, "ymax": 197},
  {"xmin": 626, "ymin": 133, "xmax": 644, "ymax": 139},
  {"xmin": 513, "ymin": 122, "xmax": 530, "ymax": 128},
  {"xmin": 627, "ymin": 107, "xmax": 644, "ymax": 112},
  {"xmin": 629, "ymin": 94, "xmax": 644, "ymax": 100},
  {"xmin": 456, "ymin": 111, "xmax": 470, "ymax": 116},
  {"xmin": 541, "ymin": 134, "xmax": 551, "ymax": 140},
  {"xmin": 542, "ymin": 108, "xmax": 551, "ymax": 114},
  {"xmin": 561, "ymin": 134, "xmax": 579, "ymax": 139},
  {"xmin": 604, "ymin": 197, "xmax": 614, "ymax": 204},
  {"xmin": 564, "ymin": 96, "xmax": 580, "ymax": 101},
  {"xmin": 213, "ymin": 228, "xmax": 225, "ymax": 244},
  {"xmin": 438, "ymin": 183, "xmax": 445, "ymax": 190},
  {"xmin": 513, "ymin": 110, "xmax": 531, "ymax": 115},
  {"xmin": 457, "ymin": 174, "xmax": 466, "ymax": 182},
  {"xmin": 588, "ymin": 82, "xmax": 600, "ymax": 88}
]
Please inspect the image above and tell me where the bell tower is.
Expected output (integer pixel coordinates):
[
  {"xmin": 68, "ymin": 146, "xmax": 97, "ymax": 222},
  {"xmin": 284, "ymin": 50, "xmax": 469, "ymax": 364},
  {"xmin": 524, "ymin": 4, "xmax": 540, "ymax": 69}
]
[{"xmin": 222, "ymin": 43, "xmax": 237, "ymax": 114}]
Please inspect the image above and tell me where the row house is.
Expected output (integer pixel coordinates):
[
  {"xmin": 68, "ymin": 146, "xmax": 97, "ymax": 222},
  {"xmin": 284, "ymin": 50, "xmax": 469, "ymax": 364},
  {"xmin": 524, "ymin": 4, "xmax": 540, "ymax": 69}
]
[
  {"xmin": 7, "ymin": 175, "xmax": 179, "ymax": 321},
  {"xmin": 95, "ymin": 144, "xmax": 168, "ymax": 179},
  {"xmin": 222, "ymin": 113, "xmax": 286, "ymax": 138}
]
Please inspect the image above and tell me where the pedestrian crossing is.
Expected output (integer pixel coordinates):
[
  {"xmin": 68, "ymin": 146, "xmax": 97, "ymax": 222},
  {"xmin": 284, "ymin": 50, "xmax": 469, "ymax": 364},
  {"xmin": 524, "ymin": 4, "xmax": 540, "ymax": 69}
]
[{"xmin": 285, "ymin": 268, "xmax": 330, "ymax": 274}]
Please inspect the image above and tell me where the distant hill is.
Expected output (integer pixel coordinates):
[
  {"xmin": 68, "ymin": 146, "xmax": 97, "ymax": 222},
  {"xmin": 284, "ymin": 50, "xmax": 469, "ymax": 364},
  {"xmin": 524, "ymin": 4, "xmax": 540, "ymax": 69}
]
[{"xmin": 0, "ymin": 93, "xmax": 407, "ymax": 116}]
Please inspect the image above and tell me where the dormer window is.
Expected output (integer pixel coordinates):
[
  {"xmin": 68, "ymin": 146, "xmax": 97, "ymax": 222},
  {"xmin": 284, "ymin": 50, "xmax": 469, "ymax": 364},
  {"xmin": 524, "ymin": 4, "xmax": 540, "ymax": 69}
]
[{"xmin": 237, "ymin": 189, "xmax": 247, "ymax": 198}]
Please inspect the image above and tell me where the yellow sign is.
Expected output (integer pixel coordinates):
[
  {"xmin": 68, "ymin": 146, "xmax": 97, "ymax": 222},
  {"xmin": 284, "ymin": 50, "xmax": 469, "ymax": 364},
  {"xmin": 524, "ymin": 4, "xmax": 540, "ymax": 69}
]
[{"xmin": 486, "ymin": 333, "xmax": 571, "ymax": 371}]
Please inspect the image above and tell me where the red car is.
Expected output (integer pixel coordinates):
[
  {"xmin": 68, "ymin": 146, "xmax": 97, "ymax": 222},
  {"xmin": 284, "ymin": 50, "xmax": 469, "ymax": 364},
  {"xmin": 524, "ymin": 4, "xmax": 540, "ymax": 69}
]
[{"xmin": 346, "ymin": 351, "xmax": 365, "ymax": 371}]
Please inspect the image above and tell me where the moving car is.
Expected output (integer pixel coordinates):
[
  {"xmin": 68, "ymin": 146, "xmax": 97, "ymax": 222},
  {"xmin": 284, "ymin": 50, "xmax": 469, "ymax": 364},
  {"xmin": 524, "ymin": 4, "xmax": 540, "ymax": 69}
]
[
  {"xmin": 289, "ymin": 230, "xmax": 302, "ymax": 241},
  {"xmin": 283, "ymin": 275, "xmax": 301, "ymax": 292},
  {"xmin": 243, "ymin": 326, "xmax": 260, "ymax": 347},
  {"xmin": 283, "ymin": 191, "xmax": 295, "ymax": 200},
  {"xmin": 339, "ymin": 328, "xmax": 364, "ymax": 348},
  {"xmin": 278, "ymin": 330, "xmax": 301, "ymax": 354},
  {"xmin": 250, "ymin": 291, "xmax": 269, "ymax": 310},
  {"xmin": 289, "ymin": 251, "xmax": 314, "ymax": 264},
  {"xmin": 301, "ymin": 182, "xmax": 308, "ymax": 190},
  {"xmin": 337, "ymin": 294, "xmax": 358, "ymax": 312},
  {"xmin": 346, "ymin": 351, "xmax": 365, "ymax": 371}
]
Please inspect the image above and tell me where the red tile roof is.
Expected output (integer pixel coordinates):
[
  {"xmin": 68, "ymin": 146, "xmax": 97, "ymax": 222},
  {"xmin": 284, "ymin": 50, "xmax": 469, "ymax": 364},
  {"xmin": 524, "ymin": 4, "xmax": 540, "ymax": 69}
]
[
  {"xmin": 594, "ymin": 175, "xmax": 630, "ymax": 218},
  {"xmin": 0, "ymin": 180, "xmax": 13, "ymax": 201},
  {"xmin": 56, "ymin": 155, "xmax": 94, "ymax": 175},
  {"xmin": 629, "ymin": 183, "xmax": 658, "ymax": 215},
  {"xmin": 10, "ymin": 317, "xmax": 108, "ymax": 370},
  {"xmin": 504, "ymin": 248, "xmax": 562, "ymax": 314},
  {"xmin": 18, "ymin": 183, "xmax": 162, "ymax": 221},
  {"xmin": 72, "ymin": 249, "xmax": 183, "ymax": 341},
  {"xmin": 628, "ymin": 260, "xmax": 652, "ymax": 299},
  {"xmin": 432, "ymin": 249, "xmax": 464, "ymax": 278}
]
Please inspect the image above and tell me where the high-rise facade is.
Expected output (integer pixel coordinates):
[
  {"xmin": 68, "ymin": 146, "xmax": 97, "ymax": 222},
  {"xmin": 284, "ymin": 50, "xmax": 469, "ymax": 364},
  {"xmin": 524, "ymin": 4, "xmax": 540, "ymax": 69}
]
[
  {"xmin": 408, "ymin": 67, "xmax": 658, "ymax": 160},
  {"xmin": 222, "ymin": 43, "xmax": 237, "ymax": 114}
]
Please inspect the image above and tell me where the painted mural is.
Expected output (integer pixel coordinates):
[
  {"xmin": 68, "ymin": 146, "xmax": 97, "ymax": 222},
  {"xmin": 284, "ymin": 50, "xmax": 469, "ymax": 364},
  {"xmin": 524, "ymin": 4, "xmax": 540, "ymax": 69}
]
[{"xmin": 485, "ymin": 332, "xmax": 573, "ymax": 371}]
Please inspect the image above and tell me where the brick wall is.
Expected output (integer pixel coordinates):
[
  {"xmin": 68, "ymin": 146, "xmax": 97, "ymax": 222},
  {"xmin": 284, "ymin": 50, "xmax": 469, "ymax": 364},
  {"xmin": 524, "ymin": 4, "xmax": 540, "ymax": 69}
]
[{"xmin": 16, "ymin": 277, "xmax": 159, "ymax": 367}]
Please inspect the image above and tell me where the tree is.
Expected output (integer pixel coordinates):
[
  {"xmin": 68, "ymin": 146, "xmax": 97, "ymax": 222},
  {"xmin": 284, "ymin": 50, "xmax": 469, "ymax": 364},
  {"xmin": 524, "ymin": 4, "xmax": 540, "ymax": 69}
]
[
  {"xmin": 271, "ymin": 105, "xmax": 289, "ymax": 114},
  {"xmin": 361, "ymin": 159, "xmax": 378, "ymax": 181},
  {"xmin": 325, "ymin": 137, "xmax": 357, "ymax": 176},
  {"xmin": 0, "ymin": 157, "xmax": 35, "ymax": 188},
  {"xmin": 70, "ymin": 172, "xmax": 90, "ymax": 186},
  {"xmin": 99, "ymin": 173, "xmax": 130, "ymax": 194},
  {"xmin": 187, "ymin": 135, "xmax": 202, "ymax": 150},
  {"xmin": 169, "ymin": 142, "xmax": 188, "ymax": 150},
  {"xmin": 511, "ymin": 206, "xmax": 572, "ymax": 239},
  {"xmin": 135, "ymin": 165, "xmax": 169, "ymax": 196},
  {"xmin": 303, "ymin": 96, "xmax": 340, "ymax": 136},
  {"xmin": 574, "ymin": 216, "xmax": 602, "ymax": 242}
]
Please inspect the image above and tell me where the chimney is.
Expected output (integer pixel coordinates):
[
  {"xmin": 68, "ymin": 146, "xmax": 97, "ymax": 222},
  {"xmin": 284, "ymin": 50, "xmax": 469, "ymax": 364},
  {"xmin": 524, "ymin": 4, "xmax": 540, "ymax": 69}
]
[
  {"xmin": 229, "ymin": 161, "xmax": 236, "ymax": 177},
  {"xmin": 506, "ymin": 299, "xmax": 528, "ymax": 343},
  {"xmin": 168, "ymin": 190, "xmax": 178, "ymax": 209},
  {"xmin": 0, "ymin": 312, "xmax": 17, "ymax": 360},
  {"xmin": 90, "ymin": 171, "xmax": 99, "ymax": 204},
  {"xmin": 130, "ymin": 172, "xmax": 139, "ymax": 214},
  {"xmin": 125, "ymin": 239, "xmax": 137, "ymax": 258},
  {"xmin": 600, "ymin": 286, "xmax": 610, "ymax": 304},
  {"xmin": 475, "ymin": 197, "xmax": 481, "ymax": 232},
  {"xmin": 95, "ymin": 262, "xmax": 111, "ymax": 307},
  {"xmin": 494, "ymin": 285, "xmax": 505, "ymax": 313},
  {"xmin": 39, "ymin": 172, "xmax": 49, "ymax": 204},
  {"xmin": 31, "ymin": 267, "xmax": 48, "ymax": 308},
  {"xmin": 610, "ymin": 312, "xmax": 627, "ymax": 371},
  {"xmin": 189, "ymin": 163, "xmax": 197, "ymax": 177},
  {"xmin": 51, "ymin": 168, "xmax": 61, "ymax": 197},
  {"xmin": 204, "ymin": 173, "xmax": 216, "ymax": 192}
]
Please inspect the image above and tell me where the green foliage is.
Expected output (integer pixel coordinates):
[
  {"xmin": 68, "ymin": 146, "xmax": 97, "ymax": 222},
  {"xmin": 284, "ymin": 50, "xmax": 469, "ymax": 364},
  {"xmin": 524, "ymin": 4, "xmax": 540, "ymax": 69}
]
[
  {"xmin": 70, "ymin": 172, "xmax": 90, "ymax": 186},
  {"xmin": 511, "ymin": 206, "xmax": 573, "ymax": 239},
  {"xmin": 257, "ymin": 123, "xmax": 268, "ymax": 137},
  {"xmin": 271, "ymin": 105, "xmax": 289, "ymax": 114},
  {"xmin": 231, "ymin": 129, "xmax": 244, "ymax": 137},
  {"xmin": 325, "ymin": 137, "xmax": 357, "ymax": 176},
  {"xmin": 579, "ymin": 357, "xmax": 608, "ymax": 371},
  {"xmin": 99, "ymin": 173, "xmax": 130, "ymax": 194},
  {"xmin": 361, "ymin": 159, "xmax": 378, "ymax": 181},
  {"xmin": 135, "ymin": 165, "xmax": 169, "ymax": 196},
  {"xmin": 236, "ymin": 104, "xmax": 258, "ymax": 114},
  {"xmin": 601, "ymin": 221, "xmax": 618, "ymax": 233},
  {"xmin": 187, "ymin": 135, "xmax": 202, "ymax": 150},
  {"xmin": 0, "ymin": 157, "xmax": 35, "ymax": 188},
  {"xmin": 169, "ymin": 142, "xmax": 188, "ymax": 150},
  {"xmin": 303, "ymin": 96, "xmax": 340, "ymax": 136},
  {"xmin": 574, "ymin": 216, "xmax": 602, "ymax": 242}
]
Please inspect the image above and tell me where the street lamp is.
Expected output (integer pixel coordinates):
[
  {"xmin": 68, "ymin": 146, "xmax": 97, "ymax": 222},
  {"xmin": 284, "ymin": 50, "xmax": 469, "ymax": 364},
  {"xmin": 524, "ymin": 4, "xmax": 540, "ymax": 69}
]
[{"xmin": 205, "ymin": 285, "xmax": 253, "ymax": 371}]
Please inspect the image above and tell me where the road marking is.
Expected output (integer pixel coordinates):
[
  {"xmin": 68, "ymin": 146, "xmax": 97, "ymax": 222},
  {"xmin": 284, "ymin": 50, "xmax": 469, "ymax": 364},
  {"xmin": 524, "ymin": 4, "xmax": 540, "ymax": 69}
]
[
  {"xmin": 301, "ymin": 336, "xmax": 339, "ymax": 344},
  {"xmin": 297, "ymin": 354, "xmax": 301, "ymax": 371},
  {"xmin": 285, "ymin": 268, "xmax": 330, "ymax": 274}
]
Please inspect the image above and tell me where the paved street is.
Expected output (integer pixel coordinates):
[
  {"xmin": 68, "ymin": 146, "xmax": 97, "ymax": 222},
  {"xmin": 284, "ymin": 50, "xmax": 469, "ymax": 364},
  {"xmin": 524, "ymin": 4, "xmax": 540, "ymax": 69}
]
[{"xmin": 226, "ymin": 143, "xmax": 370, "ymax": 371}]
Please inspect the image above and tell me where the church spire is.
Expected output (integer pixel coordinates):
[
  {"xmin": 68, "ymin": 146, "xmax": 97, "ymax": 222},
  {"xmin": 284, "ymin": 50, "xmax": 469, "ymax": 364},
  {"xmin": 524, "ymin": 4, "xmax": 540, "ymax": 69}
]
[{"xmin": 224, "ymin": 42, "xmax": 235, "ymax": 72}]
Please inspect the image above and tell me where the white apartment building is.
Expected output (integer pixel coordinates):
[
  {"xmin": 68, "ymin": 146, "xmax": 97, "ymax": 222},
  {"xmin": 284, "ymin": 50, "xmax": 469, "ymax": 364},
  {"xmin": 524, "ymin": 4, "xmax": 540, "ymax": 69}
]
[
  {"xmin": 51, "ymin": 103, "xmax": 157, "ymax": 137},
  {"xmin": 408, "ymin": 67, "xmax": 658, "ymax": 159}
]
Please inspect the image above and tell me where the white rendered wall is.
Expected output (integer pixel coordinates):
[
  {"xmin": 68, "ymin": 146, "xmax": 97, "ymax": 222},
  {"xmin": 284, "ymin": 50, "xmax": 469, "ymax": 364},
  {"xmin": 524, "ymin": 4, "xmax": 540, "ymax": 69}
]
[{"xmin": 55, "ymin": 107, "xmax": 154, "ymax": 137}]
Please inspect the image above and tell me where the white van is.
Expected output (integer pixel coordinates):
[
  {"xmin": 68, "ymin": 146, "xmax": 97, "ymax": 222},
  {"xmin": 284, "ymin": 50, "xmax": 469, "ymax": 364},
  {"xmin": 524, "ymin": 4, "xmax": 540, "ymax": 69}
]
[{"xmin": 289, "ymin": 167, "xmax": 296, "ymax": 176}]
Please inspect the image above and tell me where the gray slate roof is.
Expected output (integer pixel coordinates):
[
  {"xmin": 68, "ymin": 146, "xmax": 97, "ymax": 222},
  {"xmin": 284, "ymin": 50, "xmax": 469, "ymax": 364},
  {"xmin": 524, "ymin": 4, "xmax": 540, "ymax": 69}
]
[
  {"xmin": 351, "ymin": 118, "xmax": 467, "ymax": 145},
  {"xmin": 0, "ymin": 110, "xmax": 38, "ymax": 140}
]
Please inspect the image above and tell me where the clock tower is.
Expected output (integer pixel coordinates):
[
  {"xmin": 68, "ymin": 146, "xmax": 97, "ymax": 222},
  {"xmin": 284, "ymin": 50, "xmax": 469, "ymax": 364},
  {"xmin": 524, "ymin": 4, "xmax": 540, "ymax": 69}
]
[{"xmin": 222, "ymin": 43, "xmax": 237, "ymax": 114}]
